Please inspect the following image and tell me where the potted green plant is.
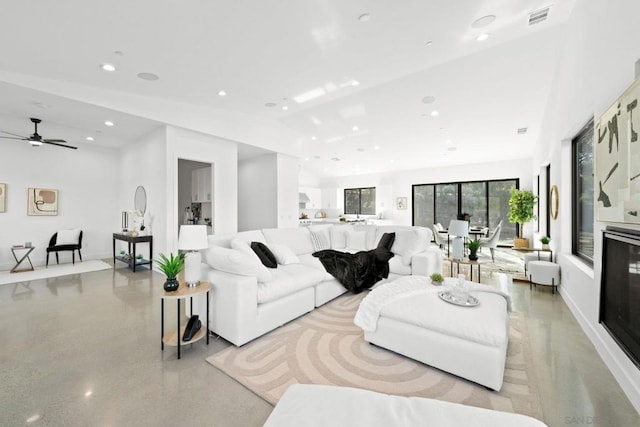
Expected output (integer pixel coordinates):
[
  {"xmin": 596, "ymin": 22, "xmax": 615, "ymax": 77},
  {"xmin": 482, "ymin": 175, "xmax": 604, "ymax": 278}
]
[
  {"xmin": 155, "ymin": 252, "xmax": 185, "ymax": 292},
  {"xmin": 430, "ymin": 273, "xmax": 444, "ymax": 286},
  {"xmin": 467, "ymin": 239, "xmax": 481, "ymax": 261},
  {"xmin": 540, "ymin": 236, "xmax": 550, "ymax": 250},
  {"xmin": 508, "ymin": 188, "xmax": 538, "ymax": 248}
]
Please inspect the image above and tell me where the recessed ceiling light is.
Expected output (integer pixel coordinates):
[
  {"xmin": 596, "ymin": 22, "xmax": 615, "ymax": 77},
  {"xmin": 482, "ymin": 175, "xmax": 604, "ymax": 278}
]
[
  {"xmin": 311, "ymin": 136, "xmax": 317, "ymax": 141},
  {"xmin": 282, "ymin": 105, "xmax": 288, "ymax": 111},
  {"xmin": 374, "ymin": 145, "xmax": 380, "ymax": 150},
  {"xmin": 445, "ymin": 139, "xmax": 452, "ymax": 145},
  {"xmin": 422, "ymin": 96, "xmax": 436, "ymax": 104},
  {"xmin": 352, "ymin": 125, "xmax": 359, "ymax": 131},
  {"xmin": 84, "ymin": 390, "xmax": 93, "ymax": 397},
  {"xmin": 218, "ymin": 90, "xmax": 227, "ymax": 96},
  {"xmin": 137, "ymin": 72, "xmax": 159, "ymax": 81},
  {"xmin": 104, "ymin": 121, "xmax": 114, "ymax": 127},
  {"xmin": 390, "ymin": 159, "xmax": 395, "ymax": 163},
  {"xmin": 358, "ymin": 13, "xmax": 371, "ymax": 22},
  {"xmin": 477, "ymin": 33, "xmax": 489, "ymax": 42},
  {"xmin": 431, "ymin": 111, "xmax": 439, "ymax": 117},
  {"xmin": 265, "ymin": 102, "xmax": 277, "ymax": 108},
  {"xmin": 26, "ymin": 414, "xmax": 41, "ymax": 423},
  {"xmin": 425, "ymin": 40, "xmax": 433, "ymax": 47},
  {"xmin": 86, "ymin": 136, "xmax": 94, "ymax": 141},
  {"xmin": 304, "ymin": 157, "xmax": 310, "ymax": 161},
  {"xmin": 351, "ymin": 80, "xmax": 360, "ymax": 86},
  {"xmin": 471, "ymin": 15, "xmax": 496, "ymax": 29},
  {"xmin": 100, "ymin": 63, "xmax": 116, "ymax": 72}
]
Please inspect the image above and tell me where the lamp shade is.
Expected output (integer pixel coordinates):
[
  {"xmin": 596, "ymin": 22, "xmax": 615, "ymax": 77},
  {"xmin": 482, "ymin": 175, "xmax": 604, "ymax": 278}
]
[
  {"xmin": 448, "ymin": 220, "xmax": 469, "ymax": 238},
  {"xmin": 178, "ymin": 225, "xmax": 208, "ymax": 250}
]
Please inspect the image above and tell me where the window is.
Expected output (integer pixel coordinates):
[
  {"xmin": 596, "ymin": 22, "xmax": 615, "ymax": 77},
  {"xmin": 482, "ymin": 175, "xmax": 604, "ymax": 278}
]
[
  {"xmin": 344, "ymin": 187, "xmax": 376, "ymax": 215},
  {"xmin": 572, "ymin": 119, "xmax": 594, "ymax": 264},
  {"xmin": 413, "ymin": 178, "xmax": 518, "ymax": 243}
]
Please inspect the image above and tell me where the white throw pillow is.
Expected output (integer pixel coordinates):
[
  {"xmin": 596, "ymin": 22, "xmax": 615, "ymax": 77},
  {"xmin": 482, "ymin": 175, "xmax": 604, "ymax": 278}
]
[
  {"xmin": 391, "ymin": 229, "xmax": 424, "ymax": 265},
  {"xmin": 230, "ymin": 238, "xmax": 260, "ymax": 261},
  {"xmin": 267, "ymin": 243, "xmax": 300, "ymax": 265},
  {"xmin": 309, "ymin": 229, "xmax": 330, "ymax": 251},
  {"xmin": 56, "ymin": 229, "xmax": 81, "ymax": 245},
  {"xmin": 346, "ymin": 229, "xmax": 367, "ymax": 251},
  {"xmin": 203, "ymin": 246, "xmax": 272, "ymax": 282}
]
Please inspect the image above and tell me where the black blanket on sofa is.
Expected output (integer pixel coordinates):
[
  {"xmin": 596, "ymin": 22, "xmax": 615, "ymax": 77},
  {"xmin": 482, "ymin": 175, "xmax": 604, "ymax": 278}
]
[{"xmin": 312, "ymin": 247, "xmax": 394, "ymax": 294}]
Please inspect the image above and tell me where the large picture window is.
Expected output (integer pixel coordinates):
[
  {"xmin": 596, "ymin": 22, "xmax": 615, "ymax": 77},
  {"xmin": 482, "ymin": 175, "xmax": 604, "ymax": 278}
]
[
  {"xmin": 413, "ymin": 178, "xmax": 518, "ymax": 243},
  {"xmin": 344, "ymin": 187, "xmax": 376, "ymax": 215},
  {"xmin": 572, "ymin": 119, "xmax": 594, "ymax": 264}
]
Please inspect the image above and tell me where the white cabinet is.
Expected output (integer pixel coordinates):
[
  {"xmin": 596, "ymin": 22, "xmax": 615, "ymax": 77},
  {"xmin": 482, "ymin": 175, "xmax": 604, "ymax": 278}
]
[
  {"xmin": 192, "ymin": 167, "xmax": 212, "ymax": 203},
  {"xmin": 321, "ymin": 187, "xmax": 341, "ymax": 209},
  {"xmin": 300, "ymin": 187, "xmax": 322, "ymax": 209}
]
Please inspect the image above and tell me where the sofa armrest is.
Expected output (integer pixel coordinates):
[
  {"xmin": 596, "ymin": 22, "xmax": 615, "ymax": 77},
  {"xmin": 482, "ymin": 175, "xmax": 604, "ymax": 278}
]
[
  {"xmin": 190, "ymin": 264, "xmax": 259, "ymax": 346},
  {"xmin": 410, "ymin": 247, "xmax": 443, "ymax": 277}
]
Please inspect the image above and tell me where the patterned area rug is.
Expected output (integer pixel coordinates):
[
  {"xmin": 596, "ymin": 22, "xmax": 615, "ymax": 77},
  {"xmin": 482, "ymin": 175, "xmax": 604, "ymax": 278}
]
[{"xmin": 207, "ymin": 293, "xmax": 543, "ymax": 420}]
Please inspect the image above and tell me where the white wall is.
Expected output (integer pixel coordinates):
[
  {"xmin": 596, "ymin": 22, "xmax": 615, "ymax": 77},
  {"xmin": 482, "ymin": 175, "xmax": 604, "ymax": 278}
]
[
  {"xmin": 0, "ymin": 142, "xmax": 119, "ymax": 269},
  {"xmin": 238, "ymin": 154, "xmax": 278, "ymax": 231},
  {"xmin": 276, "ymin": 154, "xmax": 300, "ymax": 228},
  {"xmin": 326, "ymin": 158, "xmax": 532, "ymax": 228},
  {"xmin": 535, "ymin": 0, "xmax": 640, "ymax": 411},
  {"xmin": 118, "ymin": 126, "xmax": 168, "ymax": 260}
]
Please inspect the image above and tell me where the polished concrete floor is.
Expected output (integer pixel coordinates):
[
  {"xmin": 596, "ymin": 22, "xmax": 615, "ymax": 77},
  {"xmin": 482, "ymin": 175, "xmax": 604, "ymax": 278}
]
[{"xmin": 1, "ymin": 262, "xmax": 639, "ymax": 426}]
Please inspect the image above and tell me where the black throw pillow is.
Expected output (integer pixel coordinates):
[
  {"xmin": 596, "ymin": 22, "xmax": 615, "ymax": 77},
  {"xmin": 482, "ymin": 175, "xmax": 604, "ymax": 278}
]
[
  {"xmin": 377, "ymin": 232, "xmax": 396, "ymax": 251},
  {"xmin": 251, "ymin": 242, "xmax": 277, "ymax": 268}
]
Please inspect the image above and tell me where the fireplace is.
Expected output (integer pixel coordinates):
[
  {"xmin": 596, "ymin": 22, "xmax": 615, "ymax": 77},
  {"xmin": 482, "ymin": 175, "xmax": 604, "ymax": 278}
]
[{"xmin": 600, "ymin": 227, "xmax": 640, "ymax": 368}]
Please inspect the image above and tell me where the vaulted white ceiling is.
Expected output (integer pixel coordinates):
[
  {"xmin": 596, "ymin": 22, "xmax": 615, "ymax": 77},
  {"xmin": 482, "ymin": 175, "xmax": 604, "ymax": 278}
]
[{"xmin": 0, "ymin": 0, "xmax": 575, "ymax": 176}]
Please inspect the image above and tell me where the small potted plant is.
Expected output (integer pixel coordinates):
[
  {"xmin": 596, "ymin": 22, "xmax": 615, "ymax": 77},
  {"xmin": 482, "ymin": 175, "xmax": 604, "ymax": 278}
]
[
  {"xmin": 540, "ymin": 236, "xmax": 550, "ymax": 250},
  {"xmin": 430, "ymin": 273, "xmax": 444, "ymax": 286},
  {"xmin": 467, "ymin": 239, "xmax": 481, "ymax": 261},
  {"xmin": 155, "ymin": 252, "xmax": 185, "ymax": 292}
]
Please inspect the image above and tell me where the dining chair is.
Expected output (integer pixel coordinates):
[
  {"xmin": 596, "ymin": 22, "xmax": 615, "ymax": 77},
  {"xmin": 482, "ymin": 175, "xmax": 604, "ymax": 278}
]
[{"xmin": 479, "ymin": 225, "xmax": 501, "ymax": 262}]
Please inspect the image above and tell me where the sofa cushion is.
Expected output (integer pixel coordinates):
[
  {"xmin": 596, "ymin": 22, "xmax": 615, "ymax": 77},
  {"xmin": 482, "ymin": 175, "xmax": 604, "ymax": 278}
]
[
  {"xmin": 209, "ymin": 230, "xmax": 266, "ymax": 248},
  {"xmin": 268, "ymin": 243, "xmax": 300, "ymax": 265},
  {"xmin": 230, "ymin": 238, "xmax": 260, "ymax": 261},
  {"xmin": 330, "ymin": 226, "xmax": 349, "ymax": 250},
  {"xmin": 298, "ymin": 253, "xmax": 334, "ymax": 280},
  {"xmin": 203, "ymin": 246, "xmax": 272, "ymax": 282},
  {"xmin": 378, "ymin": 227, "xmax": 431, "ymax": 265},
  {"xmin": 388, "ymin": 256, "xmax": 412, "ymax": 275},
  {"xmin": 258, "ymin": 264, "xmax": 326, "ymax": 303},
  {"xmin": 262, "ymin": 227, "xmax": 314, "ymax": 255},
  {"xmin": 353, "ymin": 224, "xmax": 378, "ymax": 249},
  {"xmin": 346, "ymin": 229, "xmax": 368, "ymax": 251},
  {"xmin": 251, "ymin": 242, "xmax": 278, "ymax": 268}
]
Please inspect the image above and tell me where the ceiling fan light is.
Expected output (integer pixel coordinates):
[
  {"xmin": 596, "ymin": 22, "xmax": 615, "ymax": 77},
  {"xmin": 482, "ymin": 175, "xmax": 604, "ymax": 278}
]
[{"xmin": 29, "ymin": 140, "xmax": 42, "ymax": 146}]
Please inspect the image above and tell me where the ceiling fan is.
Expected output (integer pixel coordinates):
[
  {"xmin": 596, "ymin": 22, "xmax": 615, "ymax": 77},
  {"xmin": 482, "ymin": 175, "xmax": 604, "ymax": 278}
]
[{"xmin": 0, "ymin": 118, "xmax": 77, "ymax": 150}]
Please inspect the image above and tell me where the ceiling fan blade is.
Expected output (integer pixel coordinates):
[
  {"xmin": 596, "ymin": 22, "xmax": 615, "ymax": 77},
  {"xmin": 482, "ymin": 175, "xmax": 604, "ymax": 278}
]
[
  {"xmin": 42, "ymin": 140, "xmax": 78, "ymax": 150},
  {"xmin": 0, "ymin": 136, "xmax": 28, "ymax": 140},
  {"xmin": 43, "ymin": 139, "xmax": 67, "ymax": 143},
  {"xmin": 0, "ymin": 130, "xmax": 27, "ymax": 138}
]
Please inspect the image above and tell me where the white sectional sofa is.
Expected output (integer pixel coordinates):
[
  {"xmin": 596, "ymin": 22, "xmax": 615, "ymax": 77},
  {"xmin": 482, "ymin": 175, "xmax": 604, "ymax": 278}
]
[{"xmin": 191, "ymin": 224, "xmax": 442, "ymax": 346}]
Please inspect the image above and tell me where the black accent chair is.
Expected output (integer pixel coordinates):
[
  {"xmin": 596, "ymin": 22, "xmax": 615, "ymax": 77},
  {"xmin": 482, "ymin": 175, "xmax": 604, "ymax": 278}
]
[{"xmin": 46, "ymin": 231, "xmax": 83, "ymax": 267}]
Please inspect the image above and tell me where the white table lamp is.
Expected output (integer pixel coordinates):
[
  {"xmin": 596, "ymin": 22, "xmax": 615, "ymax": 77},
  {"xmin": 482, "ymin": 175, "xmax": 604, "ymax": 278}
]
[
  {"xmin": 178, "ymin": 225, "xmax": 208, "ymax": 287},
  {"xmin": 448, "ymin": 219, "xmax": 469, "ymax": 260}
]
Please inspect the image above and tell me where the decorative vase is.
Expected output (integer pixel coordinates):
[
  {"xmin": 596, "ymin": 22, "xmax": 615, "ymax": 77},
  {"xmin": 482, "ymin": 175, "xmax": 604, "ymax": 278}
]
[
  {"xmin": 163, "ymin": 278, "xmax": 179, "ymax": 292},
  {"xmin": 468, "ymin": 249, "xmax": 478, "ymax": 261}
]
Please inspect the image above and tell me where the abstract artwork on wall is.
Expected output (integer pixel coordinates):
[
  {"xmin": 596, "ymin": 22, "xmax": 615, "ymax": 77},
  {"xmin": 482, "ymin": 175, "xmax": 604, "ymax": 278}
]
[
  {"xmin": 0, "ymin": 183, "xmax": 5, "ymax": 213},
  {"xmin": 27, "ymin": 188, "xmax": 58, "ymax": 216},
  {"xmin": 595, "ymin": 77, "xmax": 640, "ymax": 223}
]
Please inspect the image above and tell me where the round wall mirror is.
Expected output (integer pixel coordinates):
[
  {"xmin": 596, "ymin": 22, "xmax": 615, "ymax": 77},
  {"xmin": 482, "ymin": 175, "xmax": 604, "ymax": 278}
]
[{"xmin": 134, "ymin": 185, "xmax": 147, "ymax": 215}]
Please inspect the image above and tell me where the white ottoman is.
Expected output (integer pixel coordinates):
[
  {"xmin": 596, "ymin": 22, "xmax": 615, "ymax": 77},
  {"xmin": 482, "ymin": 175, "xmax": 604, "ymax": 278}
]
[
  {"xmin": 528, "ymin": 260, "xmax": 560, "ymax": 294},
  {"xmin": 264, "ymin": 384, "xmax": 548, "ymax": 427},
  {"xmin": 523, "ymin": 252, "xmax": 552, "ymax": 275},
  {"xmin": 360, "ymin": 278, "xmax": 510, "ymax": 391}
]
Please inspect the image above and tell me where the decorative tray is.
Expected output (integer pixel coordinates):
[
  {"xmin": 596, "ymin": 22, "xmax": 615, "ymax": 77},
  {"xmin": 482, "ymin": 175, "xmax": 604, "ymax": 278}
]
[{"xmin": 438, "ymin": 291, "xmax": 480, "ymax": 307}]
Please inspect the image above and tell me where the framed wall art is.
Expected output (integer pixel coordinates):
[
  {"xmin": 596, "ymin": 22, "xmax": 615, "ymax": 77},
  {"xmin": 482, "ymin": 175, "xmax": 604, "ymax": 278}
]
[
  {"xmin": 396, "ymin": 197, "xmax": 407, "ymax": 210},
  {"xmin": 27, "ymin": 187, "xmax": 58, "ymax": 216},
  {"xmin": 0, "ymin": 183, "xmax": 5, "ymax": 213},
  {"xmin": 595, "ymin": 77, "xmax": 640, "ymax": 223}
]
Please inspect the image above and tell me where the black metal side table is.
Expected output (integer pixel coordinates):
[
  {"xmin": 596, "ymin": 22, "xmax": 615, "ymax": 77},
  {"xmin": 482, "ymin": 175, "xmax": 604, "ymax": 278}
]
[{"xmin": 10, "ymin": 246, "xmax": 35, "ymax": 273}]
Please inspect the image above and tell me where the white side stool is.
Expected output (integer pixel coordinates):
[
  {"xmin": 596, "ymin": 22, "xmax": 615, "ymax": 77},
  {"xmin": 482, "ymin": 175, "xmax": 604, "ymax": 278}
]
[
  {"xmin": 523, "ymin": 252, "xmax": 552, "ymax": 275},
  {"xmin": 528, "ymin": 260, "xmax": 560, "ymax": 294}
]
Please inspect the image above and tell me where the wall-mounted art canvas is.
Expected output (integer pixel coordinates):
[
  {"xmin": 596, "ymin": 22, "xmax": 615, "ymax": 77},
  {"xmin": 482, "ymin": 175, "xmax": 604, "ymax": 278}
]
[
  {"xmin": 0, "ymin": 183, "xmax": 5, "ymax": 212},
  {"xmin": 595, "ymin": 77, "xmax": 640, "ymax": 223},
  {"xmin": 27, "ymin": 187, "xmax": 58, "ymax": 216}
]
